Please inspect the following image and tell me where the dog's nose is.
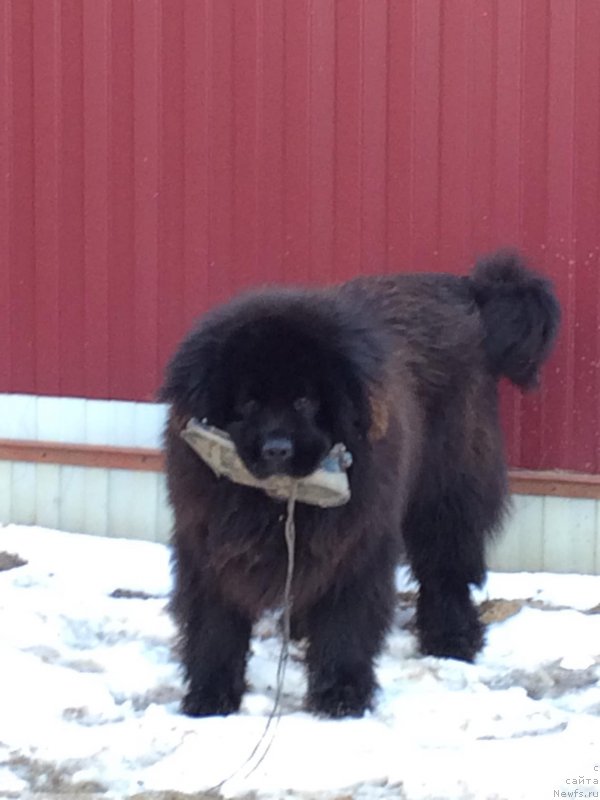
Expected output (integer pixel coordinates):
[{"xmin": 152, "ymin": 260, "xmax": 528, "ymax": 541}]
[{"xmin": 261, "ymin": 436, "xmax": 293, "ymax": 469}]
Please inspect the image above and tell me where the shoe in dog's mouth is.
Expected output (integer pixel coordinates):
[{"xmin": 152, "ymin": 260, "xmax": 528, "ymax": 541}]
[{"xmin": 180, "ymin": 419, "xmax": 352, "ymax": 508}]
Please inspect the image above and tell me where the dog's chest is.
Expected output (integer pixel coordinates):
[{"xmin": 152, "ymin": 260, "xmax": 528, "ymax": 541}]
[{"xmin": 207, "ymin": 501, "xmax": 345, "ymax": 614}]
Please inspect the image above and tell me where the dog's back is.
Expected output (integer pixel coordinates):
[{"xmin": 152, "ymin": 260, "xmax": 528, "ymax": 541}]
[
  {"xmin": 341, "ymin": 252, "xmax": 560, "ymax": 661},
  {"xmin": 339, "ymin": 250, "xmax": 560, "ymax": 398}
]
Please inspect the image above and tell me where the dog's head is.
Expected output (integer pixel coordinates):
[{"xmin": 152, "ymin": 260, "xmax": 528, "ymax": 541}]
[
  {"xmin": 161, "ymin": 289, "xmax": 386, "ymax": 480},
  {"xmin": 215, "ymin": 324, "xmax": 332, "ymax": 479}
]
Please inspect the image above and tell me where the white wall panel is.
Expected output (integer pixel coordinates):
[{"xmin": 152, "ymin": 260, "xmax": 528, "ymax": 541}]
[
  {"xmin": 542, "ymin": 496, "xmax": 597, "ymax": 574},
  {"xmin": 107, "ymin": 470, "xmax": 161, "ymax": 541},
  {"xmin": 133, "ymin": 402, "xmax": 166, "ymax": 448},
  {"xmin": 596, "ymin": 503, "xmax": 600, "ymax": 574},
  {"xmin": 0, "ymin": 394, "xmax": 38, "ymax": 438},
  {"xmin": 0, "ymin": 463, "xmax": 11, "ymax": 522},
  {"xmin": 37, "ymin": 396, "xmax": 86, "ymax": 442},
  {"xmin": 156, "ymin": 476, "xmax": 174, "ymax": 544},
  {"xmin": 488, "ymin": 496, "xmax": 545, "ymax": 573},
  {"xmin": 82, "ymin": 468, "xmax": 110, "ymax": 538},
  {"xmin": 84, "ymin": 400, "xmax": 116, "ymax": 446},
  {"xmin": 0, "ymin": 394, "xmax": 167, "ymax": 447},
  {"xmin": 10, "ymin": 463, "xmax": 37, "ymax": 526},
  {"xmin": 35, "ymin": 464, "xmax": 61, "ymax": 531},
  {"xmin": 0, "ymin": 458, "xmax": 598, "ymax": 573},
  {"xmin": 1, "ymin": 394, "xmax": 599, "ymax": 572},
  {"xmin": 58, "ymin": 466, "xmax": 87, "ymax": 534}
]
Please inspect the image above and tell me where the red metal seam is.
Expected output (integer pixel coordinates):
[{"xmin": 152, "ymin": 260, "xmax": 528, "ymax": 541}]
[
  {"xmin": 0, "ymin": 0, "xmax": 11, "ymax": 384},
  {"xmin": 9, "ymin": 0, "xmax": 36, "ymax": 392},
  {"xmin": 157, "ymin": 0, "xmax": 186, "ymax": 380},
  {"xmin": 182, "ymin": 0, "xmax": 211, "ymax": 330},
  {"xmin": 82, "ymin": 0, "xmax": 110, "ymax": 398},
  {"xmin": 58, "ymin": 0, "xmax": 85, "ymax": 398},
  {"xmin": 132, "ymin": 0, "xmax": 160, "ymax": 401},
  {"xmin": 33, "ymin": 0, "xmax": 61, "ymax": 396}
]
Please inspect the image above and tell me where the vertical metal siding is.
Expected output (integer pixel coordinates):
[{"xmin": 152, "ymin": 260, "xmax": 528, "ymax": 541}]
[{"xmin": 1, "ymin": 0, "xmax": 599, "ymax": 473}]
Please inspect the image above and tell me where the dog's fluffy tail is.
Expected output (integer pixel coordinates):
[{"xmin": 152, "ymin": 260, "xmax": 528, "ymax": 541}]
[{"xmin": 469, "ymin": 250, "xmax": 560, "ymax": 389}]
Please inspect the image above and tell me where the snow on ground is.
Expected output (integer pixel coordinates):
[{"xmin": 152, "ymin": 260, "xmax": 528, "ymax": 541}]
[{"xmin": 0, "ymin": 525, "xmax": 599, "ymax": 800}]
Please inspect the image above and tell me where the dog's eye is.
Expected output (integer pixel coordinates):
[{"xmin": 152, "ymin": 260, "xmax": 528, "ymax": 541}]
[{"xmin": 235, "ymin": 398, "xmax": 258, "ymax": 419}]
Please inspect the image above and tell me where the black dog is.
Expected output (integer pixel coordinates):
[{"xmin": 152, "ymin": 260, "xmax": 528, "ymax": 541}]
[{"xmin": 160, "ymin": 251, "xmax": 559, "ymax": 718}]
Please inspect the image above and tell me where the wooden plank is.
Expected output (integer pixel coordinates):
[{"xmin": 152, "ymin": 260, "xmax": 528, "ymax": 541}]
[
  {"xmin": 0, "ymin": 439, "xmax": 163, "ymax": 472},
  {"xmin": 509, "ymin": 469, "xmax": 600, "ymax": 500},
  {"xmin": 1, "ymin": 439, "xmax": 600, "ymax": 500}
]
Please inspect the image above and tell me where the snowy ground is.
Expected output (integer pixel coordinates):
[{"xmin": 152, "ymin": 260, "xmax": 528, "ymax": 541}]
[{"xmin": 0, "ymin": 525, "xmax": 599, "ymax": 800}]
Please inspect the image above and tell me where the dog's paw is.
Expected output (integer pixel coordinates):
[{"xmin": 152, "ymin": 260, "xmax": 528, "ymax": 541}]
[
  {"xmin": 416, "ymin": 589, "xmax": 485, "ymax": 662},
  {"xmin": 308, "ymin": 679, "xmax": 374, "ymax": 718},
  {"xmin": 418, "ymin": 620, "xmax": 485, "ymax": 663},
  {"xmin": 181, "ymin": 687, "xmax": 241, "ymax": 717}
]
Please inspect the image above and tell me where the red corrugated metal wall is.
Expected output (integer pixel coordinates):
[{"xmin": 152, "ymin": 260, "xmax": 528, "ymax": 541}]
[{"xmin": 1, "ymin": 0, "xmax": 599, "ymax": 473}]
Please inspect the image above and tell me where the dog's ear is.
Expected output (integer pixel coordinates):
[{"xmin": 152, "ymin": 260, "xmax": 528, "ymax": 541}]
[
  {"xmin": 367, "ymin": 389, "xmax": 389, "ymax": 442},
  {"xmin": 158, "ymin": 333, "xmax": 220, "ymax": 419},
  {"xmin": 344, "ymin": 383, "xmax": 390, "ymax": 443},
  {"xmin": 323, "ymin": 362, "xmax": 373, "ymax": 447}
]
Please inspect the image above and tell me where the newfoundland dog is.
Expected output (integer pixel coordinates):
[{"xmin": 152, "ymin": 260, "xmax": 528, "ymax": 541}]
[{"xmin": 160, "ymin": 251, "xmax": 559, "ymax": 718}]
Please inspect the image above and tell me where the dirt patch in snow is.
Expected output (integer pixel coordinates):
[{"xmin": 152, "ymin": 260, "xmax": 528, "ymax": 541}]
[{"xmin": 0, "ymin": 552, "xmax": 27, "ymax": 572}]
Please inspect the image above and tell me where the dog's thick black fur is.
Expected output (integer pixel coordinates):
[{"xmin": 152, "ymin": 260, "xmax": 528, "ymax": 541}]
[{"xmin": 160, "ymin": 251, "xmax": 560, "ymax": 719}]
